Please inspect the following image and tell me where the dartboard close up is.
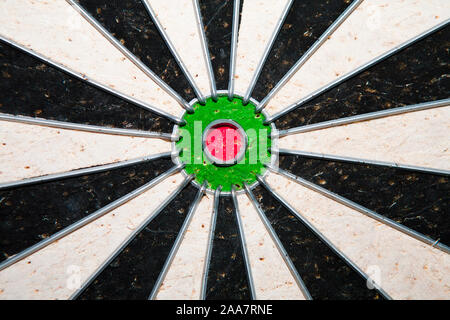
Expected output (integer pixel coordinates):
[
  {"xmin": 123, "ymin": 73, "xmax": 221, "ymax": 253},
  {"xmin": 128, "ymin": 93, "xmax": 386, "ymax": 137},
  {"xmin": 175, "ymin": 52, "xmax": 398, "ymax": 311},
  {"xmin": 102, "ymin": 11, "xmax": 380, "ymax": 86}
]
[{"xmin": 0, "ymin": 0, "xmax": 448, "ymax": 300}]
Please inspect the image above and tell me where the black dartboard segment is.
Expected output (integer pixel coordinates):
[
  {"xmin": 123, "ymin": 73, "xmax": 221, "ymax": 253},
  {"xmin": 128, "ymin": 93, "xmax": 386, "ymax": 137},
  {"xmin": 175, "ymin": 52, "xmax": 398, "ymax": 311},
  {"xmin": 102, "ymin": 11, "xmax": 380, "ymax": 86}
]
[
  {"xmin": 199, "ymin": 0, "xmax": 242, "ymax": 90},
  {"xmin": 254, "ymin": 185, "xmax": 384, "ymax": 300},
  {"xmin": 0, "ymin": 158, "xmax": 173, "ymax": 263},
  {"xmin": 0, "ymin": 40, "xmax": 172, "ymax": 132},
  {"xmin": 279, "ymin": 155, "xmax": 450, "ymax": 246},
  {"xmin": 76, "ymin": 0, "xmax": 195, "ymax": 102},
  {"xmin": 252, "ymin": 0, "xmax": 353, "ymax": 101},
  {"xmin": 77, "ymin": 184, "xmax": 198, "ymax": 300},
  {"xmin": 275, "ymin": 25, "xmax": 450, "ymax": 130},
  {"xmin": 205, "ymin": 195, "xmax": 251, "ymax": 300}
]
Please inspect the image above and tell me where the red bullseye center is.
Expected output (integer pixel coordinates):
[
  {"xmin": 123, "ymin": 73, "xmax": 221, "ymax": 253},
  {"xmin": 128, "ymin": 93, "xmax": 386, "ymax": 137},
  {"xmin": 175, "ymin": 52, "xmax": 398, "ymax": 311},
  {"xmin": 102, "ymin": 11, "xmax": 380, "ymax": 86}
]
[{"xmin": 205, "ymin": 123, "xmax": 243, "ymax": 162}]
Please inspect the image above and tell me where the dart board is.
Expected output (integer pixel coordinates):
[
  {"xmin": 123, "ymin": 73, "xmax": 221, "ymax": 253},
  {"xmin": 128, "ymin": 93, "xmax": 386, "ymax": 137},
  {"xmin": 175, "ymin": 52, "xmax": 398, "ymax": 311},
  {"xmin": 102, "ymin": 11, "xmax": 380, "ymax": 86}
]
[{"xmin": 0, "ymin": 0, "xmax": 449, "ymax": 300}]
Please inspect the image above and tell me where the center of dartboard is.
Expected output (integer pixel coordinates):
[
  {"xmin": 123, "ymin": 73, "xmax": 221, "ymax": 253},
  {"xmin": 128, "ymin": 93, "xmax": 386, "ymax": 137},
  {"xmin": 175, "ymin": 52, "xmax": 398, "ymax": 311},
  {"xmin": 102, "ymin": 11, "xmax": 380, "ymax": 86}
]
[
  {"xmin": 174, "ymin": 94, "xmax": 273, "ymax": 193},
  {"xmin": 203, "ymin": 120, "xmax": 247, "ymax": 166}
]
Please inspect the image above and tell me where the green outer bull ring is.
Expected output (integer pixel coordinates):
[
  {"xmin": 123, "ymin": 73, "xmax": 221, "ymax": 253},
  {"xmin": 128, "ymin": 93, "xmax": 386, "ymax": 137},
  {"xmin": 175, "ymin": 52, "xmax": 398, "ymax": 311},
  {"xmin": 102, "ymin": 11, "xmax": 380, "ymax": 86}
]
[{"xmin": 171, "ymin": 90, "xmax": 279, "ymax": 196}]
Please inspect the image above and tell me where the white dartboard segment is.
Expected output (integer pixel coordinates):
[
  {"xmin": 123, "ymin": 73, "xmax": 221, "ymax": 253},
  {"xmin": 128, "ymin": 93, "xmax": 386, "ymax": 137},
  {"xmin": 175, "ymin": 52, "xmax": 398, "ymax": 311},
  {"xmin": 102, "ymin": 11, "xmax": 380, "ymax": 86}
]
[
  {"xmin": 0, "ymin": 0, "xmax": 184, "ymax": 117},
  {"xmin": 278, "ymin": 106, "xmax": 450, "ymax": 172},
  {"xmin": 234, "ymin": 0, "xmax": 291, "ymax": 95},
  {"xmin": 156, "ymin": 195, "xmax": 214, "ymax": 300},
  {"xmin": 147, "ymin": 0, "xmax": 210, "ymax": 99},
  {"xmin": 265, "ymin": 0, "xmax": 450, "ymax": 116},
  {"xmin": 0, "ymin": 173, "xmax": 186, "ymax": 300},
  {"xmin": 0, "ymin": 121, "xmax": 171, "ymax": 183},
  {"xmin": 237, "ymin": 193, "xmax": 307, "ymax": 300},
  {"xmin": 264, "ymin": 171, "xmax": 450, "ymax": 300}
]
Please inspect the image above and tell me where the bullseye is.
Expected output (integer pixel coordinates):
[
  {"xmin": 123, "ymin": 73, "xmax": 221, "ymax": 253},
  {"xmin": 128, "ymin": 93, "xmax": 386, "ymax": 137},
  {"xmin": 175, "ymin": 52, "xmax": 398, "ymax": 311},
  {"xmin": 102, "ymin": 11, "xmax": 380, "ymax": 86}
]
[{"xmin": 203, "ymin": 120, "xmax": 247, "ymax": 166}]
